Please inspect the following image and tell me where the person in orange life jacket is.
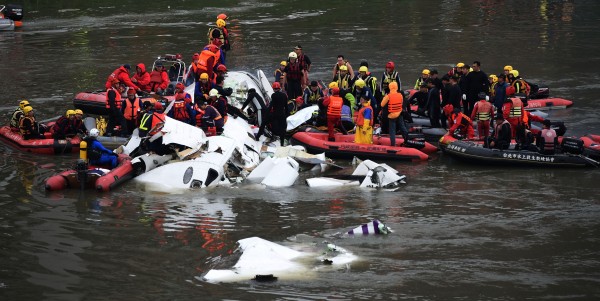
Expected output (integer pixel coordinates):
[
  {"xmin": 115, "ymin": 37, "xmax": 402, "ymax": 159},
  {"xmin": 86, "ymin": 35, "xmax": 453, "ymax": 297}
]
[
  {"xmin": 51, "ymin": 110, "xmax": 75, "ymax": 139},
  {"xmin": 131, "ymin": 63, "xmax": 151, "ymax": 92},
  {"xmin": 105, "ymin": 64, "xmax": 139, "ymax": 91},
  {"xmin": 426, "ymin": 79, "xmax": 443, "ymax": 128},
  {"xmin": 502, "ymin": 86, "xmax": 523, "ymax": 138},
  {"xmin": 537, "ymin": 119, "xmax": 557, "ymax": 155},
  {"xmin": 275, "ymin": 60, "xmax": 286, "ymax": 84},
  {"xmin": 354, "ymin": 96, "xmax": 374, "ymax": 144},
  {"xmin": 197, "ymin": 44, "xmax": 219, "ymax": 80},
  {"xmin": 487, "ymin": 111, "xmax": 511, "ymax": 150},
  {"xmin": 86, "ymin": 128, "xmax": 118, "ymax": 169},
  {"xmin": 381, "ymin": 82, "xmax": 409, "ymax": 146},
  {"xmin": 293, "ymin": 45, "xmax": 311, "ymax": 89},
  {"xmin": 509, "ymin": 70, "xmax": 530, "ymax": 97},
  {"xmin": 70, "ymin": 109, "xmax": 87, "ymax": 135},
  {"xmin": 470, "ymin": 92, "xmax": 495, "ymax": 140},
  {"xmin": 106, "ymin": 89, "xmax": 128, "ymax": 137},
  {"xmin": 121, "ymin": 89, "xmax": 143, "ymax": 134},
  {"xmin": 168, "ymin": 84, "xmax": 195, "ymax": 125},
  {"xmin": 19, "ymin": 106, "xmax": 45, "ymax": 140},
  {"xmin": 255, "ymin": 82, "xmax": 290, "ymax": 146},
  {"xmin": 283, "ymin": 51, "xmax": 304, "ymax": 99},
  {"xmin": 149, "ymin": 63, "xmax": 170, "ymax": 95},
  {"xmin": 332, "ymin": 55, "xmax": 354, "ymax": 80},
  {"xmin": 463, "ymin": 61, "xmax": 490, "ymax": 117},
  {"xmin": 444, "ymin": 104, "xmax": 475, "ymax": 140},
  {"xmin": 323, "ymin": 87, "xmax": 348, "ymax": 141},
  {"xmin": 197, "ymin": 98, "xmax": 224, "ymax": 135}
]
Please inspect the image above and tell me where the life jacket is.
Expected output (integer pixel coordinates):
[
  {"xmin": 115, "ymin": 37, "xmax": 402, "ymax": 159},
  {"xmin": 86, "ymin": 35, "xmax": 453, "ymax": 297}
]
[
  {"xmin": 10, "ymin": 108, "xmax": 23, "ymax": 128},
  {"xmin": 198, "ymin": 49, "xmax": 216, "ymax": 73},
  {"xmin": 333, "ymin": 62, "xmax": 350, "ymax": 76},
  {"xmin": 327, "ymin": 96, "xmax": 343, "ymax": 116},
  {"xmin": 286, "ymin": 61, "xmax": 302, "ymax": 80},
  {"xmin": 172, "ymin": 101, "xmax": 190, "ymax": 121},
  {"xmin": 139, "ymin": 112, "xmax": 165, "ymax": 135},
  {"xmin": 335, "ymin": 73, "xmax": 351, "ymax": 90},
  {"xmin": 512, "ymin": 78, "xmax": 530, "ymax": 96},
  {"xmin": 175, "ymin": 91, "xmax": 190, "ymax": 103},
  {"xmin": 51, "ymin": 116, "xmax": 70, "ymax": 134},
  {"xmin": 382, "ymin": 71, "xmax": 399, "ymax": 93},
  {"xmin": 388, "ymin": 93, "xmax": 403, "ymax": 114},
  {"xmin": 19, "ymin": 116, "xmax": 35, "ymax": 135},
  {"xmin": 105, "ymin": 88, "xmax": 122, "ymax": 109},
  {"xmin": 306, "ymin": 88, "xmax": 322, "ymax": 104},
  {"xmin": 106, "ymin": 67, "xmax": 125, "ymax": 88},
  {"xmin": 453, "ymin": 112, "xmax": 472, "ymax": 127},
  {"xmin": 356, "ymin": 105, "xmax": 373, "ymax": 126},
  {"xmin": 489, "ymin": 82, "xmax": 497, "ymax": 97},
  {"xmin": 508, "ymin": 98, "xmax": 523, "ymax": 118},
  {"xmin": 123, "ymin": 98, "xmax": 141, "ymax": 121},
  {"xmin": 297, "ymin": 54, "xmax": 309, "ymax": 70},
  {"xmin": 363, "ymin": 75, "xmax": 377, "ymax": 93},
  {"xmin": 541, "ymin": 128, "xmax": 557, "ymax": 150},
  {"xmin": 207, "ymin": 27, "xmax": 224, "ymax": 45},
  {"xmin": 474, "ymin": 100, "xmax": 493, "ymax": 121}
]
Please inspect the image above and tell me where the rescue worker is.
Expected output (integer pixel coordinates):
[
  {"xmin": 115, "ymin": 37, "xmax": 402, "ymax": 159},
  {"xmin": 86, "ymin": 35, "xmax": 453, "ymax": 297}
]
[
  {"xmin": 198, "ymin": 99, "xmax": 224, "ymax": 135},
  {"xmin": 255, "ymin": 82, "xmax": 289, "ymax": 146},
  {"xmin": 470, "ymin": 92, "xmax": 495, "ymax": 140},
  {"xmin": 169, "ymin": 85, "xmax": 195, "ymax": 125},
  {"xmin": 195, "ymin": 72, "xmax": 213, "ymax": 103},
  {"xmin": 340, "ymin": 101, "xmax": 354, "ymax": 131},
  {"xmin": 463, "ymin": 61, "xmax": 489, "ymax": 117},
  {"xmin": 447, "ymin": 62, "xmax": 464, "ymax": 77},
  {"xmin": 493, "ymin": 74, "xmax": 509, "ymax": 110},
  {"xmin": 19, "ymin": 106, "xmax": 44, "ymax": 140},
  {"xmin": 208, "ymin": 88, "xmax": 228, "ymax": 123},
  {"xmin": 105, "ymin": 64, "xmax": 139, "ymax": 92},
  {"xmin": 515, "ymin": 123, "xmax": 537, "ymax": 151},
  {"xmin": 444, "ymin": 104, "xmax": 475, "ymax": 140},
  {"xmin": 274, "ymin": 61, "xmax": 286, "ymax": 83},
  {"xmin": 447, "ymin": 76, "xmax": 463, "ymax": 112},
  {"xmin": 282, "ymin": 51, "xmax": 304, "ymax": 99},
  {"xmin": 121, "ymin": 89, "xmax": 143, "ymax": 134},
  {"xmin": 332, "ymin": 55, "xmax": 354, "ymax": 79},
  {"xmin": 380, "ymin": 82, "xmax": 409, "ymax": 146},
  {"xmin": 138, "ymin": 102, "xmax": 169, "ymax": 155},
  {"xmin": 86, "ymin": 128, "xmax": 118, "ymax": 169},
  {"xmin": 207, "ymin": 19, "xmax": 230, "ymax": 64},
  {"xmin": 10, "ymin": 100, "xmax": 30, "ymax": 130},
  {"xmin": 323, "ymin": 87, "xmax": 348, "ymax": 141},
  {"xmin": 354, "ymin": 95, "xmax": 373, "ymax": 145},
  {"xmin": 414, "ymin": 69, "xmax": 430, "ymax": 89},
  {"xmin": 538, "ymin": 119, "xmax": 557, "ymax": 155},
  {"xmin": 71, "ymin": 109, "xmax": 87, "ymax": 136},
  {"xmin": 488, "ymin": 74, "xmax": 498, "ymax": 97},
  {"xmin": 409, "ymin": 83, "xmax": 429, "ymax": 117},
  {"xmin": 241, "ymin": 88, "xmax": 268, "ymax": 126},
  {"xmin": 356, "ymin": 66, "xmax": 378, "ymax": 99},
  {"xmin": 426, "ymin": 79, "xmax": 442, "ymax": 128},
  {"xmin": 333, "ymin": 65, "xmax": 353, "ymax": 91},
  {"xmin": 294, "ymin": 45, "xmax": 311, "ymax": 89},
  {"xmin": 105, "ymin": 89, "xmax": 128, "ymax": 137},
  {"xmin": 51, "ymin": 110, "xmax": 75, "ymax": 139},
  {"xmin": 381, "ymin": 61, "xmax": 401, "ymax": 95},
  {"xmin": 131, "ymin": 63, "xmax": 151, "ymax": 92},
  {"xmin": 502, "ymin": 90, "xmax": 524, "ymax": 138},
  {"xmin": 196, "ymin": 44, "xmax": 219, "ymax": 82},
  {"xmin": 488, "ymin": 112, "xmax": 511, "ymax": 150},
  {"xmin": 352, "ymin": 79, "xmax": 375, "ymax": 113},
  {"xmin": 509, "ymin": 70, "xmax": 530, "ymax": 97},
  {"xmin": 503, "ymin": 65, "xmax": 513, "ymax": 78},
  {"xmin": 149, "ymin": 63, "xmax": 170, "ymax": 95},
  {"xmin": 302, "ymin": 80, "xmax": 324, "ymax": 108}
]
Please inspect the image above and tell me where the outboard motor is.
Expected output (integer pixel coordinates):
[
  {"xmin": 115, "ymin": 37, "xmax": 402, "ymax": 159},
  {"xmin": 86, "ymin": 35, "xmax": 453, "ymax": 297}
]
[
  {"xmin": 561, "ymin": 137, "xmax": 584, "ymax": 155},
  {"xmin": 3, "ymin": 4, "xmax": 23, "ymax": 21}
]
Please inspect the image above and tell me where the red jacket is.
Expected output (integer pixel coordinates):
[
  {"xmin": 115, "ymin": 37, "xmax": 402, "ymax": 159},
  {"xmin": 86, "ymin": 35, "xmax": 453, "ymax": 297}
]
[
  {"xmin": 105, "ymin": 66, "xmax": 139, "ymax": 90},
  {"xmin": 150, "ymin": 70, "xmax": 170, "ymax": 92},
  {"xmin": 132, "ymin": 63, "xmax": 151, "ymax": 92}
]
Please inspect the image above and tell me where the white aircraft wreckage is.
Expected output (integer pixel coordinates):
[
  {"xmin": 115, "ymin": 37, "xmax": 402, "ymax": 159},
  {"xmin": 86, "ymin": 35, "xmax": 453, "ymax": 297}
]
[
  {"xmin": 201, "ymin": 236, "xmax": 357, "ymax": 283},
  {"xmin": 306, "ymin": 159, "xmax": 407, "ymax": 189}
]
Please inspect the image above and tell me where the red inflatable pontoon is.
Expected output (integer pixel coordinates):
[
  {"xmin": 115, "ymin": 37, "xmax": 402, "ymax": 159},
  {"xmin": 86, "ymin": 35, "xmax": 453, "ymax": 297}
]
[{"xmin": 0, "ymin": 126, "xmax": 81, "ymax": 155}]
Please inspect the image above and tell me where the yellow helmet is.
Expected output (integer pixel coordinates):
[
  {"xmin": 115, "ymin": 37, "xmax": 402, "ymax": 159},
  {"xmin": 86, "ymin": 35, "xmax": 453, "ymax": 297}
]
[
  {"xmin": 74, "ymin": 109, "xmax": 83, "ymax": 115},
  {"xmin": 66, "ymin": 109, "xmax": 76, "ymax": 116},
  {"xmin": 19, "ymin": 100, "xmax": 30, "ymax": 109},
  {"xmin": 354, "ymin": 79, "xmax": 366, "ymax": 88},
  {"xmin": 200, "ymin": 73, "xmax": 209, "ymax": 80},
  {"xmin": 456, "ymin": 62, "xmax": 465, "ymax": 68},
  {"xmin": 510, "ymin": 70, "xmax": 519, "ymax": 77},
  {"xmin": 359, "ymin": 66, "xmax": 368, "ymax": 73},
  {"xmin": 328, "ymin": 82, "xmax": 338, "ymax": 89},
  {"xmin": 280, "ymin": 61, "xmax": 287, "ymax": 66},
  {"xmin": 504, "ymin": 65, "xmax": 513, "ymax": 71},
  {"xmin": 216, "ymin": 19, "xmax": 226, "ymax": 28},
  {"xmin": 23, "ymin": 106, "xmax": 33, "ymax": 114},
  {"xmin": 489, "ymin": 74, "xmax": 498, "ymax": 83},
  {"xmin": 422, "ymin": 69, "xmax": 430, "ymax": 75}
]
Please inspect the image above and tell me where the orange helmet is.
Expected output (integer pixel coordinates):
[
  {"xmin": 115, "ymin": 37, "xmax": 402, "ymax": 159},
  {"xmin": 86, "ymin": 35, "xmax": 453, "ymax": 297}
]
[
  {"xmin": 217, "ymin": 13, "xmax": 228, "ymax": 20},
  {"xmin": 443, "ymin": 104, "xmax": 454, "ymax": 116},
  {"xmin": 272, "ymin": 82, "xmax": 281, "ymax": 90}
]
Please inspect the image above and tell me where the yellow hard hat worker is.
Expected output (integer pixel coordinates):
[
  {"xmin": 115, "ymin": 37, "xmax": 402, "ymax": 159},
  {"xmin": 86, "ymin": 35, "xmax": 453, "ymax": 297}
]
[
  {"xmin": 280, "ymin": 61, "xmax": 287, "ymax": 67},
  {"xmin": 23, "ymin": 106, "xmax": 33, "ymax": 114},
  {"xmin": 456, "ymin": 62, "xmax": 465, "ymax": 68},
  {"xmin": 354, "ymin": 79, "xmax": 366, "ymax": 88},
  {"xmin": 200, "ymin": 73, "xmax": 209, "ymax": 80},
  {"xmin": 510, "ymin": 70, "xmax": 519, "ymax": 77},
  {"xmin": 359, "ymin": 66, "xmax": 368, "ymax": 73},
  {"xmin": 422, "ymin": 69, "xmax": 430, "ymax": 75},
  {"xmin": 504, "ymin": 65, "xmax": 513, "ymax": 71},
  {"xmin": 66, "ymin": 109, "xmax": 76, "ymax": 116},
  {"xmin": 216, "ymin": 19, "xmax": 226, "ymax": 28},
  {"xmin": 19, "ymin": 100, "xmax": 30, "ymax": 109},
  {"xmin": 489, "ymin": 74, "xmax": 498, "ymax": 83}
]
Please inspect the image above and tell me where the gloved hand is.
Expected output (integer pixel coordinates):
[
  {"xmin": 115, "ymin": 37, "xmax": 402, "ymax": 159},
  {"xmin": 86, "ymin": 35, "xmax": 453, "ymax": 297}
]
[{"xmin": 462, "ymin": 94, "xmax": 466, "ymax": 100}]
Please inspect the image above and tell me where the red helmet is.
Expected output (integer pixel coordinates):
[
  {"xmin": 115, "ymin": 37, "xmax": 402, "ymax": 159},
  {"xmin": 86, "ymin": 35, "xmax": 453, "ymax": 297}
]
[
  {"xmin": 217, "ymin": 64, "xmax": 227, "ymax": 72},
  {"xmin": 175, "ymin": 53, "xmax": 182, "ymax": 60},
  {"xmin": 176, "ymin": 83, "xmax": 185, "ymax": 91},
  {"xmin": 272, "ymin": 82, "xmax": 281, "ymax": 90},
  {"xmin": 295, "ymin": 96, "xmax": 304, "ymax": 106},
  {"xmin": 505, "ymin": 86, "xmax": 516, "ymax": 96},
  {"xmin": 207, "ymin": 44, "xmax": 219, "ymax": 53},
  {"xmin": 217, "ymin": 13, "xmax": 228, "ymax": 20},
  {"xmin": 386, "ymin": 61, "xmax": 395, "ymax": 69},
  {"xmin": 330, "ymin": 87, "xmax": 340, "ymax": 95},
  {"xmin": 154, "ymin": 102, "xmax": 164, "ymax": 111},
  {"xmin": 443, "ymin": 104, "xmax": 454, "ymax": 116}
]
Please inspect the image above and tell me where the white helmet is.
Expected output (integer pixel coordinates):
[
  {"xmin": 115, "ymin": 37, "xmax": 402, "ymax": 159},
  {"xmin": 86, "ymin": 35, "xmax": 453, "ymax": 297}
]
[
  {"xmin": 89, "ymin": 128, "xmax": 100, "ymax": 137},
  {"xmin": 209, "ymin": 89, "xmax": 220, "ymax": 97},
  {"xmin": 288, "ymin": 51, "xmax": 297, "ymax": 59}
]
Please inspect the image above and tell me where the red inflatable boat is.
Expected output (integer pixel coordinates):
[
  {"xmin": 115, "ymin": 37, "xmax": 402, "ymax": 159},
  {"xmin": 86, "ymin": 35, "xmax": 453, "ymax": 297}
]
[
  {"xmin": 73, "ymin": 91, "xmax": 172, "ymax": 115},
  {"xmin": 0, "ymin": 126, "xmax": 81, "ymax": 155},
  {"xmin": 45, "ymin": 154, "xmax": 135, "ymax": 192},
  {"xmin": 524, "ymin": 97, "xmax": 573, "ymax": 110},
  {"xmin": 290, "ymin": 131, "xmax": 433, "ymax": 161}
]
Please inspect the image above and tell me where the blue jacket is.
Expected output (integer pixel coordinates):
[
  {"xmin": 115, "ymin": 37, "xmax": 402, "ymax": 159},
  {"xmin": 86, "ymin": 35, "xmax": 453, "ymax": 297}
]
[{"xmin": 494, "ymin": 82, "xmax": 508, "ymax": 110}]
